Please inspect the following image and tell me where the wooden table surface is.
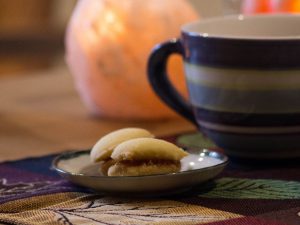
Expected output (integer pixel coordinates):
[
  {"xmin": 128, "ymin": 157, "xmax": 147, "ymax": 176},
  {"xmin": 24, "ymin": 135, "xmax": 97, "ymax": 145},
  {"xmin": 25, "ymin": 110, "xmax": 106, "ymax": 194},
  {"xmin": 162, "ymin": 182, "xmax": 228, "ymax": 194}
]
[{"xmin": 0, "ymin": 66, "xmax": 195, "ymax": 162}]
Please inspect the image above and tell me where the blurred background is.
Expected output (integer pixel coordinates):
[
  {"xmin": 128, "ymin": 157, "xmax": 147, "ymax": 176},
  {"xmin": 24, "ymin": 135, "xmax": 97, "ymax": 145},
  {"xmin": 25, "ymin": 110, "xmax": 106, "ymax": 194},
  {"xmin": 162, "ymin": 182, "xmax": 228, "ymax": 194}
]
[
  {"xmin": 1, "ymin": 0, "xmax": 298, "ymax": 78},
  {"xmin": 0, "ymin": 0, "xmax": 76, "ymax": 77},
  {"xmin": 0, "ymin": 0, "xmax": 232, "ymax": 77}
]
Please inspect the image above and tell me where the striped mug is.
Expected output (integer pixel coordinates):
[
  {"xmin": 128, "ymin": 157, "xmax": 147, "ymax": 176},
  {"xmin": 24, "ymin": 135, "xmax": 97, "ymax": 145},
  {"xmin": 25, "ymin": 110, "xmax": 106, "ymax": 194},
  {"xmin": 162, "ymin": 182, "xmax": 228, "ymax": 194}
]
[{"xmin": 147, "ymin": 14, "xmax": 300, "ymax": 159}]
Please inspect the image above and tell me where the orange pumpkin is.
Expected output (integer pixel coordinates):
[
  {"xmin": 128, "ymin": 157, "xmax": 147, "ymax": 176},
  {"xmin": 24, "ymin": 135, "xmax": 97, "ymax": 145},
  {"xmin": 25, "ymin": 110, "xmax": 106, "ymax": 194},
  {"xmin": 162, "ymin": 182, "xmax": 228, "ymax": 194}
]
[{"xmin": 65, "ymin": 0, "xmax": 199, "ymax": 120}]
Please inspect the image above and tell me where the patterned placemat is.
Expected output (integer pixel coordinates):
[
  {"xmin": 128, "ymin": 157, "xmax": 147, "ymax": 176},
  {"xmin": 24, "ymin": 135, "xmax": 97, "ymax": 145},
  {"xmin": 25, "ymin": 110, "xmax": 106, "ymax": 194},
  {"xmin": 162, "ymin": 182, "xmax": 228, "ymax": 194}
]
[{"xmin": 0, "ymin": 132, "xmax": 300, "ymax": 225}]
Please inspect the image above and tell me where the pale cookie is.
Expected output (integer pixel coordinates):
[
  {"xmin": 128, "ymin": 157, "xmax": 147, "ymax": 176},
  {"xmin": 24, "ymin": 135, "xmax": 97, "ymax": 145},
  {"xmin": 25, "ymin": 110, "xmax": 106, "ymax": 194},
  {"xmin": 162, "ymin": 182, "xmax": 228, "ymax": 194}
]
[
  {"xmin": 90, "ymin": 128, "xmax": 154, "ymax": 162},
  {"xmin": 111, "ymin": 137, "xmax": 188, "ymax": 161}
]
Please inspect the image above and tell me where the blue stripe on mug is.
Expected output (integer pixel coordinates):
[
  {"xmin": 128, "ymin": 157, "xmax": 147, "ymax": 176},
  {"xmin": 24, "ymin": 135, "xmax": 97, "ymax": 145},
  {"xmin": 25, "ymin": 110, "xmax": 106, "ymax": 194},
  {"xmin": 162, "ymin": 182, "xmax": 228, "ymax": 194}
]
[
  {"xmin": 198, "ymin": 120, "xmax": 300, "ymax": 134},
  {"xmin": 182, "ymin": 34, "xmax": 300, "ymax": 69},
  {"xmin": 201, "ymin": 127, "xmax": 300, "ymax": 158},
  {"xmin": 193, "ymin": 107, "xmax": 300, "ymax": 127}
]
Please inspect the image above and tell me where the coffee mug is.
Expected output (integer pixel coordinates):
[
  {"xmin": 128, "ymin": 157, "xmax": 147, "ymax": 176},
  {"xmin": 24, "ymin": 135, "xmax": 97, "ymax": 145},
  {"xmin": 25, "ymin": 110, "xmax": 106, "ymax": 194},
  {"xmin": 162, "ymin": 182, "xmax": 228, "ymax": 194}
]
[{"xmin": 147, "ymin": 14, "xmax": 300, "ymax": 159}]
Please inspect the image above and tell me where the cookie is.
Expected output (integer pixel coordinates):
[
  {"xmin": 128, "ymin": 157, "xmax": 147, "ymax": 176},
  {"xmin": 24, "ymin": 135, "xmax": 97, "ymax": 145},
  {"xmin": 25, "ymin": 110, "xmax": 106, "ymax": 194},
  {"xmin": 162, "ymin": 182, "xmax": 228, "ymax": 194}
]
[
  {"xmin": 108, "ymin": 137, "xmax": 188, "ymax": 176},
  {"xmin": 111, "ymin": 137, "xmax": 188, "ymax": 161},
  {"xmin": 90, "ymin": 128, "xmax": 154, "ymax": 162}
]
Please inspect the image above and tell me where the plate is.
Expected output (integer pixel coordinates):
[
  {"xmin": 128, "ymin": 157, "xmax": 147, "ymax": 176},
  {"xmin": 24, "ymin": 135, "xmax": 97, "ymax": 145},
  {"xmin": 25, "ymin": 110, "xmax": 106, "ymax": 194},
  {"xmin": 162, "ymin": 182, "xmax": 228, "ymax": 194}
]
[{"xmin": 52, "ymin": 148, "xmax": 228, "ymax": 196}]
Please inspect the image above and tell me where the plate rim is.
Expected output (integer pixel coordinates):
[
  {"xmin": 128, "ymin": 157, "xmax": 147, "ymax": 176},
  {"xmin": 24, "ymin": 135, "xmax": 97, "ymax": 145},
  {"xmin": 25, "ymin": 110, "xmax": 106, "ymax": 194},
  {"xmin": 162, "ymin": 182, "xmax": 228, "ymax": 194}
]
[{"xmin": 52, "ymin": 148, "xmax": 228, "ymax": 180}]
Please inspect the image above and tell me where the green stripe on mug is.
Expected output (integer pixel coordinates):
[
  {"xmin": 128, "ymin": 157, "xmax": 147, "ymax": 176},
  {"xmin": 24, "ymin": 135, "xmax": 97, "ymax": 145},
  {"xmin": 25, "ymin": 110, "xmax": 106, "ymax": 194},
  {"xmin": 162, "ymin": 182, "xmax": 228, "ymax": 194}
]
[
  {"xmin": 187, "ymin": 82, "xmax": 300, "ymax": 113},
  {"xmin": 185, "ymin": 63, "xmax": 300, "ymax": 90}
]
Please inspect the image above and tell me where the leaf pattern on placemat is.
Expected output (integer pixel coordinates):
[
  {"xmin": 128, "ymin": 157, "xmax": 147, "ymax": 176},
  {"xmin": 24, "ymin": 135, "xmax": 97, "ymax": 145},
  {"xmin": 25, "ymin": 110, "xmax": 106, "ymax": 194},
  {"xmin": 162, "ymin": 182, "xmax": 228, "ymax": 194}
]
[
  {"xmin": 0, "ymin": 179, "xmax": 73, "ymax": 199},
  {"xmin": 200, "ymin": 178, "xmax": 300, "ymax": 200},
  {"xmin": 48, "ymin": 196, "xmax": 241, "ymax": 225},
  {"xmin": 0, "ymin": 193, "xmax": 242, "ymax": 225}
]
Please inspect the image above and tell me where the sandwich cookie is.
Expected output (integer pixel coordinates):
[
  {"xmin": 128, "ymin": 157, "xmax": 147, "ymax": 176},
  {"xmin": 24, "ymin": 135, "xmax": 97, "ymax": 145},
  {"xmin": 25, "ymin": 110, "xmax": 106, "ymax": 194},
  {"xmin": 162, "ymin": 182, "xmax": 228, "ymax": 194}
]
[
  {"xmin": 108, "ymin": 138, "xmax": 188, "ymax": 176},
  {"xmin": 90, "ymin": 127, "xmax": 154, "ymax": 162},
  {"xmin": 90, "ymin": 128, "xmax": 154, "ymax": 175}
]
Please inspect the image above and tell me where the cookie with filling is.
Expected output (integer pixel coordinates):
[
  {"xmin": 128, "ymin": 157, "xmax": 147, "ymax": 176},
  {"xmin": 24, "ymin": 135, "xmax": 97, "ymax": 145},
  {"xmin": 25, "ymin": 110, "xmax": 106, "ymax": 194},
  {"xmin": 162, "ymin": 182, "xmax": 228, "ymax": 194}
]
[{"xmin": 108, "ymin": 137, "xmax": 188, "ymax": 176}]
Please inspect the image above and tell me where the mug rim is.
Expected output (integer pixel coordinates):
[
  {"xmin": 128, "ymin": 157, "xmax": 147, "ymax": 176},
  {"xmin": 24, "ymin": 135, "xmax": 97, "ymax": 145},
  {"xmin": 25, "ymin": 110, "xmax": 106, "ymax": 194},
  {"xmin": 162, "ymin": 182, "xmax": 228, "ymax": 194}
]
[{"xmin": 181, "ymin": 13, "xmax": 300, "ymax": 40}]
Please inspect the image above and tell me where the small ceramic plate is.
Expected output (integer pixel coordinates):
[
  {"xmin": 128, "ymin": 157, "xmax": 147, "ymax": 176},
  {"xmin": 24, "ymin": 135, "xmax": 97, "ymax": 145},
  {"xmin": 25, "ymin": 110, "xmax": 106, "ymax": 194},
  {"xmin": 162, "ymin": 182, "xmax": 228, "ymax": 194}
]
[{"xmin": 52, "ymin": 148, "xmax": 228, "ymax": 196}]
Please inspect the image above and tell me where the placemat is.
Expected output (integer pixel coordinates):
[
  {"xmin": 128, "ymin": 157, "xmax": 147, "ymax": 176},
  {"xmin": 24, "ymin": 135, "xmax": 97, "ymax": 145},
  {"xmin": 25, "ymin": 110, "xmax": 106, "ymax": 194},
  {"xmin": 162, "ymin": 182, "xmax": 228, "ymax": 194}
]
[{"xmin": 0, "ymin": 133, "xmax": 300, "ymax": 225}]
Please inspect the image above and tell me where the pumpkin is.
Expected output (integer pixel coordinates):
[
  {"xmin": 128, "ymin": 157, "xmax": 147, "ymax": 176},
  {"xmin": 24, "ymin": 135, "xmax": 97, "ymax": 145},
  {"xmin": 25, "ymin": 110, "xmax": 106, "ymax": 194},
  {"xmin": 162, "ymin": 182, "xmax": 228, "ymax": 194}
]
[{"xmin": 65, "ymin": 0, "xmax": 199, "ymax": 120}]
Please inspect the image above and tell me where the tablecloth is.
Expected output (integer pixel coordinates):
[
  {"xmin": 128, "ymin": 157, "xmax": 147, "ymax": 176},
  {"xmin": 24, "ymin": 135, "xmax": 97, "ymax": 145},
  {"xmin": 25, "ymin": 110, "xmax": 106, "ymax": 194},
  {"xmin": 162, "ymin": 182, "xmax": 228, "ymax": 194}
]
[{"xmin": 0, "ymin": 133, "xmax": 299, "ymax": 225}]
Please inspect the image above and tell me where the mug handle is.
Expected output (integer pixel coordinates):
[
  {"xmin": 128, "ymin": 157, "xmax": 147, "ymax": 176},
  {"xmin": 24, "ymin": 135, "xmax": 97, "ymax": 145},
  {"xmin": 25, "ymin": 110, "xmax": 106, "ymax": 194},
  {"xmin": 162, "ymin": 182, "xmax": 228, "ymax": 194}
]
[{"xmin": 147, "ymin": 38, "xmax": 198, "ymax": 126}]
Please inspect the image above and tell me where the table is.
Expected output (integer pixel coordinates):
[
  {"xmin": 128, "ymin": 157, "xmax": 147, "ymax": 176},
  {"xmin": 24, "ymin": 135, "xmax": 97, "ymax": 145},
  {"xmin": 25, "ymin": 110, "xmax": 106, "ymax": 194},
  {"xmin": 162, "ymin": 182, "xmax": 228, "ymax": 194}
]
[
  {"xmin": 0, "ymin": 66, "xmax": 194, "ymax": 162},
  {"xmin": 0, "ymin": 66, "xmax": 299, "ymax": 225}
]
